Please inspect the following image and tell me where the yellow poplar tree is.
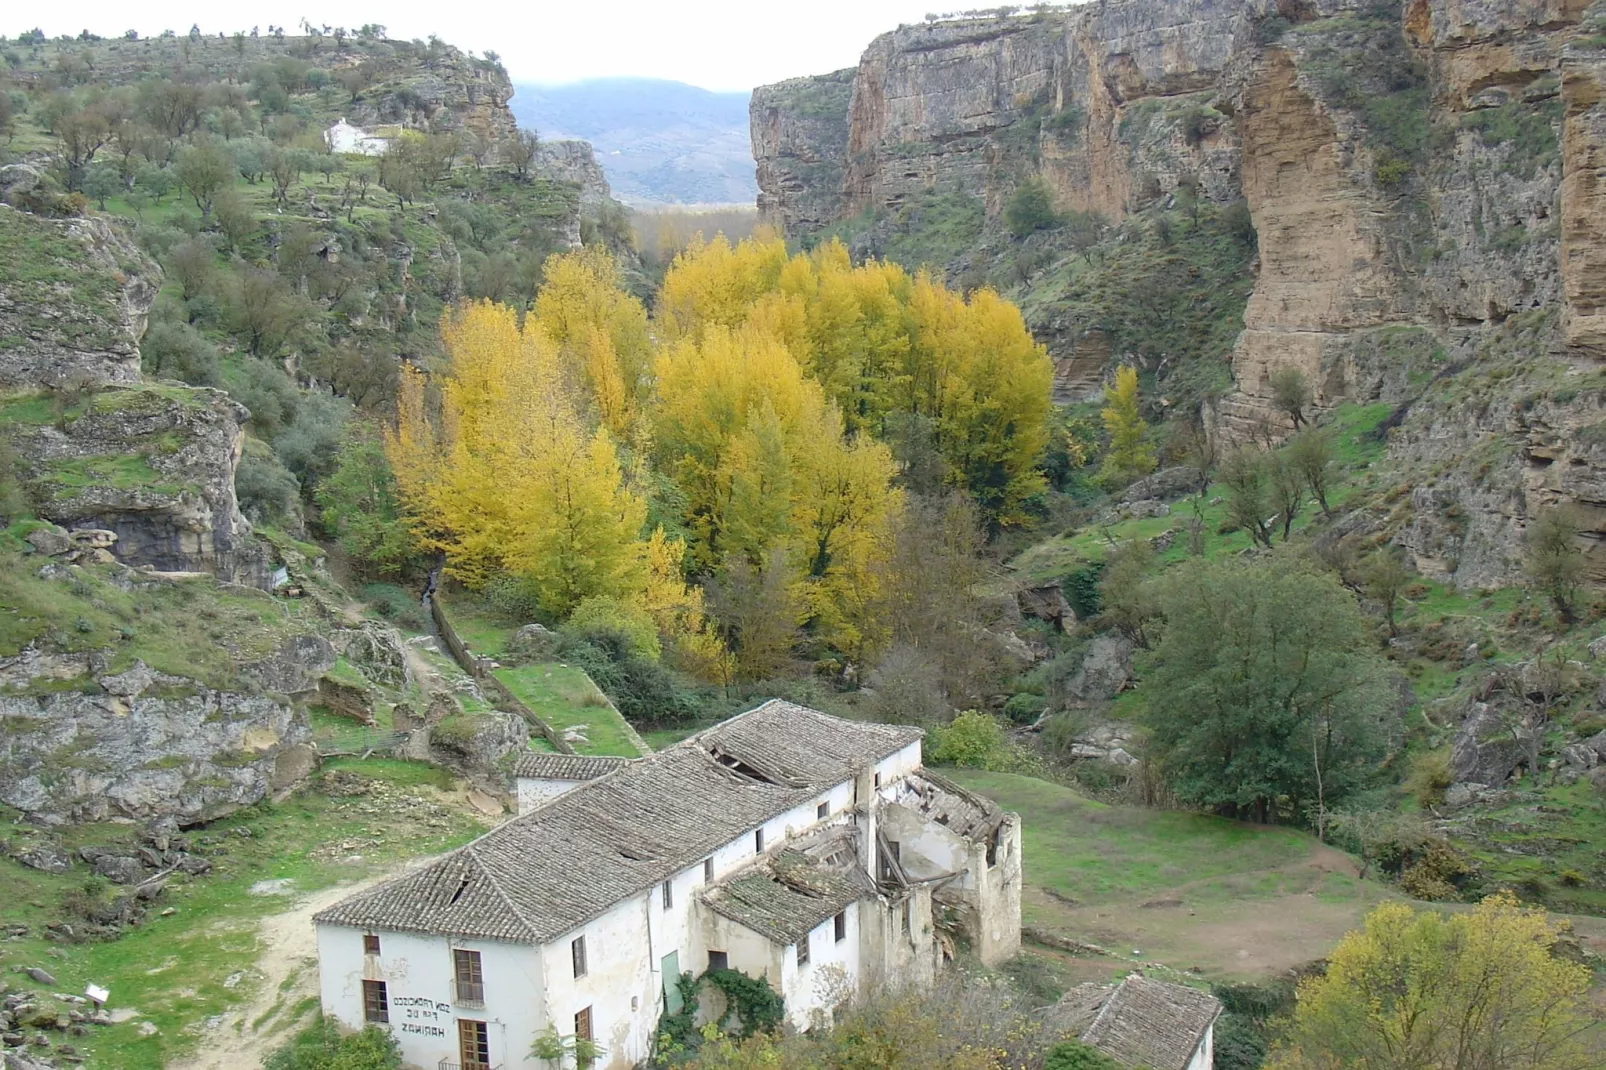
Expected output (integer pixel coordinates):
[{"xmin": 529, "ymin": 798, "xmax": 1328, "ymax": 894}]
[
  {"xmin": 1269, "ymin": 893, "xmax": 1598, "ymax": 1070},
  {"xmin": 532, "ymin": 247, "xmax": 652, "ymax": 432},
  {"xmin": 388, "ymin": 300, "xmax": 647, "ymax": 616},
  {"xmin": 1098, "ymin": 365, "xmax": 1156, "ymax": 489}
]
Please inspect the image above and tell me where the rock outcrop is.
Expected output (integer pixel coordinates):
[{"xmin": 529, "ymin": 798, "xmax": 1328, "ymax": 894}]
[
  {"xmin": 0, "ymin": 206, "xmax": 159, "ymax": 390},
  {"xmin": 10, "ymin": 383, "xmax": 268, "ymax": 583},
  {"xmin": 753, "ymin": 0, "xmax": 1606, "ymax": 586},
  {"xmin": 0, "ymin": 655, "xmax": 312, "ymax": 825}
]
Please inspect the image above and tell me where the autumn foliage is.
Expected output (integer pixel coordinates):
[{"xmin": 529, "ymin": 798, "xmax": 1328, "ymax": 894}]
[{"xmin": 389, "ymin": 239, "xmax": 1052, "ymax": 678}]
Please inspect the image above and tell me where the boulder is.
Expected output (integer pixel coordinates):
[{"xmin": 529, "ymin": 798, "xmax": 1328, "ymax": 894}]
[
  {"xmin": 1122, "ymin": 499, "xmax": 1172, "ymax": 520},
  {"xmin": 1067, "ymin": 636, "xmax": 1135, "ymax": 702},
  {"xmin": 13, "ymin": 842, "xmax": 72, "ymax": 875},
  {"xmin": 332, "ymin": 621, "xmax": 411, "ymax": 690},
  {"xmin": 1119, "ymin": 466, "xmax": 1197, "ymax": 503},
  {"xmin": 239, "ymin": 635, "xmax": 337, "ymax": 695},
  {"xmin": 97, "ymin": 662, "xmax": 154, "ymax": 700},
  {"xmin": 1449, "ymin": 701, "xmax": 1530, "ymax": 786},
  {"xmin": 0, "ymin": 679, "xmax": 311, "ymax": 825},
  {"xmin": 22, "ymin": 528, "xmax": 71, "ymax": 557},
  {"xmin": 25, "ymin": 968, "xmax": 57, "ymax": 987},
  {"xmin": 1585, "ymin": 729, "xmax": 1606, "ymax": 761},
  {"xmin": 89, "ymin": 854, "xmax": 145, "ymax": 885},
  {"xmin": 428, "ymin": 710, "xmax": 528, "ymax": 780},
  {"xmin": 1016, "ymin": 585, "xmax": 1073, "ymax": 631},
  {"xmin": 506, "ymin": 623, "xmax": 559, "ymax": 659},
  {"xmin": 1589, "ymin": 635, "xmax": 1606, "ymax": 660},
  {"xmin": 0, "ymin": 164, "xmax": 43, "ymax": 204},
  {"xmin": 1562, "ymin": 743, "xmax": 1598, "ymax": 772}
]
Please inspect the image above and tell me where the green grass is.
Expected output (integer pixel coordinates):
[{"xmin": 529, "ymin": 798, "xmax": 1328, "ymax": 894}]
[
  {"xmin": 0, "ymin": 761, "xmax": 485, "ymax": 1069},
  {"xmin": 493, "ymin": 664, "xmax": 644, "ymax": 758},
  {"xmin": 437, "ymin": 590, "xmax": 520, "ymax": 657},
  {"xmin": 948, "ymin": 770, "xmax": 1314, "ymax": 905},
  {"xmin": 0, "ymin": 549, "xmax": 324, "ymax": 691}
]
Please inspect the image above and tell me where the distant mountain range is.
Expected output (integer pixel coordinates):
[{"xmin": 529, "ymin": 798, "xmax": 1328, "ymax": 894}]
[{"xmin": 510, "ymin": 78, "xmax": 757, "ymax": 207}]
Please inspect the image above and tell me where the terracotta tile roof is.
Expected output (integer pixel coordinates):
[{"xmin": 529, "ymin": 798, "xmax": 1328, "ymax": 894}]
[
  {"xmin": 700, "ymin": 848, "xmax": 872, "ymax": 944},
  {"xmin": 314, "ymin": 701, "xmax": 921, "ymax": 944},
  {"xmin": 511, "ymin": 752, "xmax": 635, "ymax": 781},
  {"xmin": 1054, "ymin": 975, "xmax": 1221, "ymax": 1070}
]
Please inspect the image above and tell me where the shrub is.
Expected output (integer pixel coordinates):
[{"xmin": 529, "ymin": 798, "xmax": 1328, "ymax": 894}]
[
  {"xmin": 361, "ymin": 583, "xmax": 427, "ymax": 631},
  {"xmin": 141, "ymin": 320, "xmax": 220, "ymax": 386},
  {"xmin": 927, "ymin": 710, "xmax": 1011, "ymax": 769},
  {"xmin": 1044, "ymin": 1040, "xmax": 1123, "ymax": 1070},
  {"xmin": 1406, "ymin": 748, "xmax": 1452, "ymax": 808},
  {"xmin": 265, "ymin": 1016, "xmax": 401, "ymax": 1070},
  {"xmin": 565, "ymin": 595, "xmax": 661, "ymax": 660},
  {"xmin": 1005, "ymin": 177, "xmax": 1061, "ymax": 237},
  {"xmin": 1002, "ymin": 691, "xmax": 1046, "ymax": 725},
  {"xmin": 235, "ymin": 438, "xmax": 301, "ymax": 525}
]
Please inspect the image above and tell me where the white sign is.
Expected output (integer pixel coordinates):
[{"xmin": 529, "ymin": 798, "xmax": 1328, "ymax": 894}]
[{"xmin": 86, "ymin": 984, "xmax": 109, "ymax": 1004}]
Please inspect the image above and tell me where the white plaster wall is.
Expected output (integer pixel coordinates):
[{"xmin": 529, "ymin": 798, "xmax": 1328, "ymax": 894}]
[
  {"xmin": 696, "ymin": 908, "xmax": 786, "ymax": 1029},
  {"xmin": 1187, "ymin": 1023, "xmax": 1214, "ymax": 1070},
  {"xmin": 776, "ymin": 901, "xmax": 861, "ymax": 1030},
  {"xmin": 540, "ymin": 895, "xmax": 658, "ymax": 1070},
  {"xmin": 880, "ymin": 800, "xmax": 972, "ymax": 882},
  {"xmin": 515, "ymin": 776, "xmax": 585, "ymax": 815},
  {"xmin": 874, "ymin": 741, "xmax": 923, "ymax": 790},
  {"xmin": 317, "ymin": 924, "xmax": 545, "ymax": 1070}
]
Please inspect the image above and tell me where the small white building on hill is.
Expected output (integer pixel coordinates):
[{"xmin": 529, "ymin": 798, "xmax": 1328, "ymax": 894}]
[
  {"xmin": 314, "ymin": 700, "xmax": 1022, "ymax": 1070},
  {"xmin": 325, "ymin": 118, "xmax": 393, "ymax": 156}
]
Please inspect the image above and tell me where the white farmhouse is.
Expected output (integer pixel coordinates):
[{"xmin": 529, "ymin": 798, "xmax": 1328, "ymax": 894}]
[{"xmin": 314, "ymin": 700, "xmax": 1022, "ymax": 1070}]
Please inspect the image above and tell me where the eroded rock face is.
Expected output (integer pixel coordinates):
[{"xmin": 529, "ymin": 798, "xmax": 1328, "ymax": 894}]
[
  {"xmin": 0, "ymin": 662, "xmax": 311, "ymax": 825},
  {"xmin": 751, "ymin": 70, "xmax": 856, "ymax": 236},
  {"xmin": 11, "ymin": 384, "xmax": 268, "ymax": 583},
  {"xmin": 348, "ymin": 48, "xmax": 517, "ymax": 157},
  {"xmin": 0, "ymin": 208, "xmax": 159, "ymax": 390}
]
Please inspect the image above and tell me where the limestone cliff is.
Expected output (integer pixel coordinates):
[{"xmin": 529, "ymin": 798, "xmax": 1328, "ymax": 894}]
[{"xmin": 752, "ymin": 0, "xmax": 1606, "ymax": 585}]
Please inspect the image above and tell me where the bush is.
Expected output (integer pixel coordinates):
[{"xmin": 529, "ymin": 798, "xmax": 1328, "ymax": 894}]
[
  {"xmin": 1005, "ymin": 177, "xmax": 1061, "ymax": 237},
  {"xmin": 1044, "ymin": 1040, "xmax": 1123, "ymax": 1070},
  {"xmin": 229, "ymin": 358, "xmax": 300, "ymax": 438},
  {"xmin": 565, "ymin": 596, "xmax": 660, "ymax": 660},
  {"xmin": 235, "ymin": 438, "xmax": 302, "ymax": 526},
  {"xmin": 264, "ymin": 1016, "xmax": 400, "ymax": 1070},
  {"xmin": 1002, "ymin": 691, "xmax": 1046, "ymax": 725},
  {"xmin": 141, "ymin": 320, "xmax": 220, "ymax": 386},
  {"xmin": 273, "ymin": 388, "xmax": 353, "ymax": 490},
  {"xmin": 1406, "ymin": 748, "xmax": 1452, "ymax": 808},
  {"xmin": 361, "ymin": 583, "xmax": 428, "ymax": 631},
  {"xmin": 554, "ymin": 630, "xmax": 700, "ymax": 727},
  {"xmin": 1213, "ymin": 1012, "xmax": 1269, "ymax": 1070},
  {"xmin": 927, "ymin": 710, "xmax": 1011, "ymax": 769}
]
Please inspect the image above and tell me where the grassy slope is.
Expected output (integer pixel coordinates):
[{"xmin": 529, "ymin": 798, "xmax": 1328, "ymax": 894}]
[
  {"xmin": 951, "ymin": 770, "xmax": 1394, "ymax": 982},
  {"xmin": 0, "ymin": 760, "xmax": 488, "ymax": 1070}
]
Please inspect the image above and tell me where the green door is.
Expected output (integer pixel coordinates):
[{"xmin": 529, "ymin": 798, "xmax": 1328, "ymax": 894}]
[{"xmin": 662, "ymin": 951, "xmax": 682, "ymax": 1012}]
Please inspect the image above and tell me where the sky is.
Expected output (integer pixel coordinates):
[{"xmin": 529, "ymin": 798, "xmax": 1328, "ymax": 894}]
[{"xmin": 19, "ymin": 0, "xmax": 965, "ymax": 92}]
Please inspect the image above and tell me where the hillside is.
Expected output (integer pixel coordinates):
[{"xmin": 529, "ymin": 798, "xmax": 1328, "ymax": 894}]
[{"xmin": 513, "ymin": 77, "xmax": 756, "ymax": 205}]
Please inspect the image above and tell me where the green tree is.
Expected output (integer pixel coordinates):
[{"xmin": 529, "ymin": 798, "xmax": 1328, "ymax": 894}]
[
  {"xmin": 1269, "ymin": 893, "xmax": 1600, "ymax": 1070},
  {"xmin": 1144, "ymin": 554, "xmax": 1390, "ymax": 823},
  {"xmin": 1527, "ymin": 505, "xmax": 1586, "ymax": 623},
  {"xmin": 1269, "ymin": 366, "xmax": 1313, "ymax": 429},
  {"xmin": 81, "ymin": 164, "xmax": 121, "ymax": 210},
  {"xmin": 1286, "ymin": 428, "xmax": 1335, "ymax": 516},
  {"xmin": 1360, "ymin": 550, "xmax": 1410, "ymax": 637},
  {"xmin": 1006, "ymin": 176, "xmax": 1060, "ymax": 237},
  {"xmin": 175, "ymin": 141, "xmax": 233, "ymax": 220},
  {"xmin": 1221, "ymin": 448, "xmax": 1273, "ymax": 548},
  {"xmin": 1097, "ymin": 366, "xmax": 1156, "ymax": 488},
  {"xmin": 1099, "ymin": 538, "xmax": 1159, "ymax": 648}
]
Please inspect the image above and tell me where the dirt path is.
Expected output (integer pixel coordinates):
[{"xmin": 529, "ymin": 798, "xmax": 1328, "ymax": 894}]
[{"xmin": 166, "ymin": 869, "xmax": 408, "ymax": 1070}]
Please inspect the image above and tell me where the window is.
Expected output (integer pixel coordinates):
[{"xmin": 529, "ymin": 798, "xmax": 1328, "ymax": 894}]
[
  {"xmin": 986, "ymin": 828, "xmax": 1001, "ymax": 868},
  {"xmin": 362, "ymin": 933, "xmax": 380, "ymax": 955},
  {"xmin": 754, "ymin": 828, "xmax": 764, "ymax": 853},
  {"xmin": 796, "ymin": 933, "xmax": 810, "ymax": 966},
  {"xmin": 572, "ymin": 935, "xmax": 588, "ymax": 978},
  {"xmin": 662, "ymin": 879, "xmax": 673, "ymax": 910},
  {"xmin": 708, "ymin": 949, "xmax": 728, "ymax": 972},
  {"xmin": 882, "ymin": 839, "xmax": 901, "ymax": 882},
  {"xmin": 874, "ymin": 772, "xmax": 882, "ymax": 788},
  {"xmin": 361, "ymin": 979, "xmax": 389, "ymax": 1023},
  {"xmin": 901, "ymin": 901, "xmax": 911, "ymax": 937},
  {"xmin": 704, "ymin": 857, "xmax": 714, "ymax": 882},
  {"xmin": 452, "ymin": 948, "xmax": 484, "ymax": 1007},
  {"xmin": 458, "ymin": 1019, "xmax": 490, "ymax": 1070},
  {"xmin": 575, "ymin": 1006, "xmax": 595, "ymax": 1070},
  {"xmin": 834, "ymin": 911, "xmax": 847, "ymax": 943},
  {"xmin": 816, "ymin": 801, "xmax": 829, "ymax": 820}
]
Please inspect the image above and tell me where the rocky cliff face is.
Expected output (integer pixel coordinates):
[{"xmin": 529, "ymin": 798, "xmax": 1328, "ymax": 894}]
[
  {"xmin": 348, "ymin": 45, "xmax": 519, "ymax": 156},
  {"xmin": 753, "ymin": 0, "xmax": 1606, "ymax": 585}
]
